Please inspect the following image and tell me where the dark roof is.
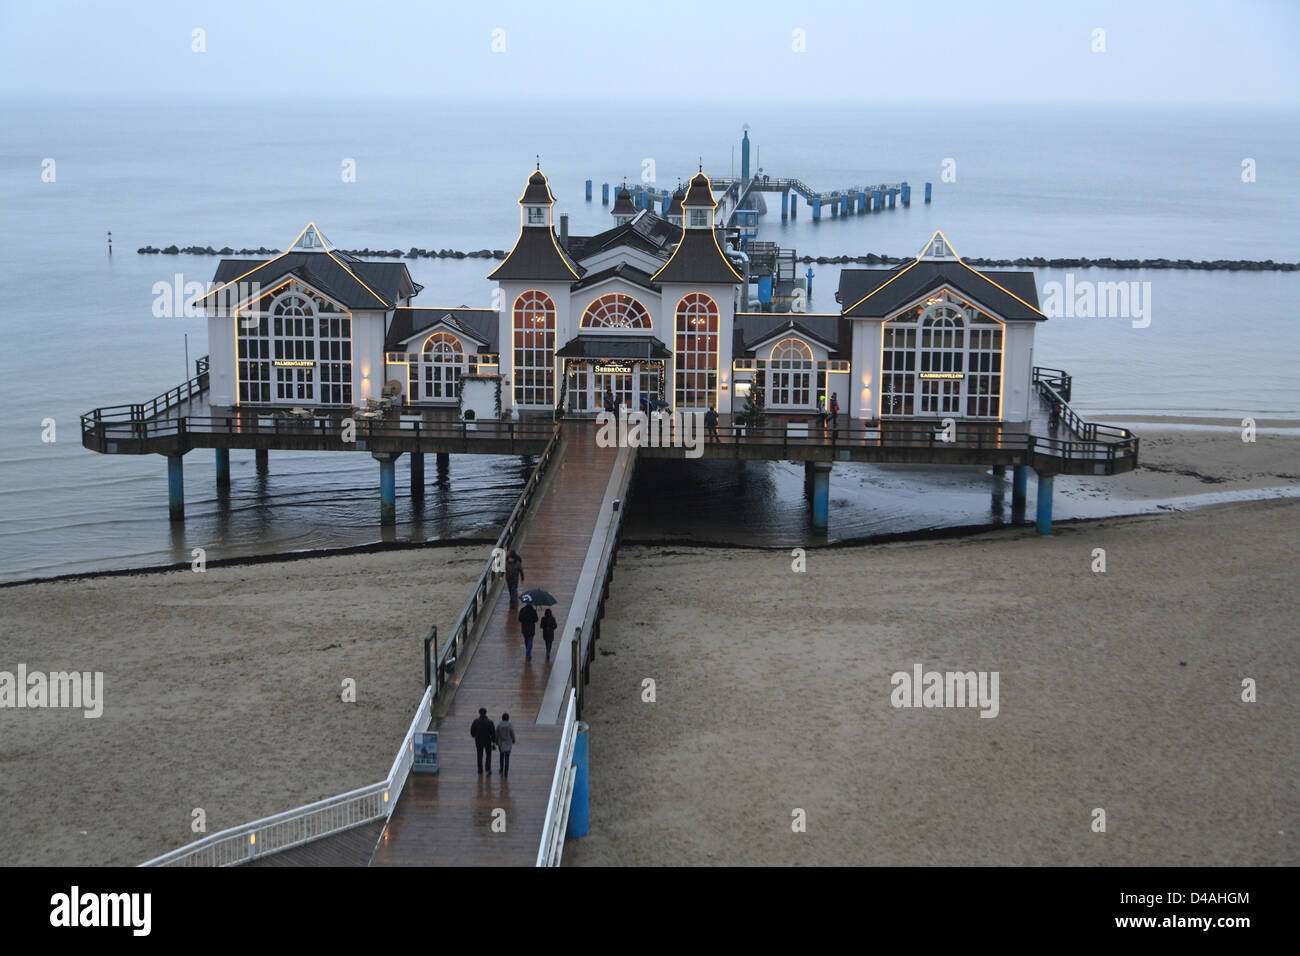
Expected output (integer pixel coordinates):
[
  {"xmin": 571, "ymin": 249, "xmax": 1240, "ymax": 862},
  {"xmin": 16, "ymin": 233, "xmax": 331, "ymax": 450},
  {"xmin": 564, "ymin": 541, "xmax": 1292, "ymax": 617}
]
[
  {"xmin": 565, "ymin": 213, "xmax": 681, "ymax": 261},
  {"xmin": 611, "ymin": 187, "xmax": 637, "ymax": 217},
  {"xmin": 839, "ymin": 259, "xmax": 1045, "ymax": 320},
  {"xmin": 205, "ymin": 252, "xmax": 416, "ymax": 310},
  {"xmin": 651, "ymin": 228, "xmax": 743, "ymax": 285},
  {"xmin": 520, "ymin": 169, "xmax": 556, "ymax": 206},
  {"xmin": 555, "ymin": 335, "xmax": 671, "ymax": 360},
  {"xmin": 386, "ymin": 308, "xmax": 499, "ymax": 352},
  {"xmin": 683, "ymin": 171, "xmax": 716, "ymax": 208},
  {"xmin": 668, "ymin": 185, "xmax": 685, "ymax": 217},
  {"xmin": 570, "ymin": 262, "xmax": 661, "ymax": 293},
  {"xmin": 733, "ymin": 313, "xmax": 851, "ymax": 357},
  {"xmin": 489, "ymin": 227, "xmax": 584, "ymax": 282}
]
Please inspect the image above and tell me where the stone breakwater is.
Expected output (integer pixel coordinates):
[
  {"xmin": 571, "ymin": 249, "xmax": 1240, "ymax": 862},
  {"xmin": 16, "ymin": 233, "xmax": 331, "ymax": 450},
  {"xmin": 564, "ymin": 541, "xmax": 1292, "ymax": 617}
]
[{"xmin": 135, "ymin": 245, "xmax": 1300, "ymax": 271}]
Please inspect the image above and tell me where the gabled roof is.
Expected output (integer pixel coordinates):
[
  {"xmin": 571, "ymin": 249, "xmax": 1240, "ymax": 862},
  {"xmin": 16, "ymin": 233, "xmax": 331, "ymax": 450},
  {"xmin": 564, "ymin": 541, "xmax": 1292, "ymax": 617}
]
[
  {"xmin": 839, "ymin": 230, "xmax": 1045, "ymax": 321},
  {"xmin": 489, "ymin": 226, "xmax": 584, "ymax": 282},
  {"xmin": 733, "ymin": 313, "xmax": 851, "ymax": 357},
  {"xmin": 386, "ymin": 308, "xmax": 499, "ymax": 352},
  {"xmin": 566, "ymin": 213, "xmax": 681, "ymax": 262},
  {"xmin": 555, "ymin": 334, "xmax": 671, "ymax": 360},
  {"xmin": 651, "ymin": 228, "xmax": 744, "ymax": 285},
  {"xmin": 570, "ymin": 262, "xmax": 661, "ymax": 293}
]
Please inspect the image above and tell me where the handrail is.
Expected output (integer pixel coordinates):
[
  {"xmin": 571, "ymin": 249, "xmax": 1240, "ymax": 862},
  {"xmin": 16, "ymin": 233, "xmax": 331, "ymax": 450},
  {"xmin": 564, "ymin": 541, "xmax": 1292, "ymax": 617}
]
[
  {"xmin": 142, "ymin": 684, "xmax": 434, "ymax": 866},
  {"xmin": 433, "ymin": 421, "xmax": 564, "ymax": 695},
  {"xmin": 1032, "ymin": 366, "xmax": 1134, "ymax": 447},
  {"xmin": 536, "ymin": 690, "xmax": 579, "ymax": 867}
]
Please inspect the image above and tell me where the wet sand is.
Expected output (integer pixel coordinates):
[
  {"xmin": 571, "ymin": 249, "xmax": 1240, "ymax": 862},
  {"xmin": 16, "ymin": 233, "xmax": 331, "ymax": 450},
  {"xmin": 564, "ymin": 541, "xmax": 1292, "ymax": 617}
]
[{"xmin": 563, "ymin": 499, "xmax": 1299, "ymax": 866}]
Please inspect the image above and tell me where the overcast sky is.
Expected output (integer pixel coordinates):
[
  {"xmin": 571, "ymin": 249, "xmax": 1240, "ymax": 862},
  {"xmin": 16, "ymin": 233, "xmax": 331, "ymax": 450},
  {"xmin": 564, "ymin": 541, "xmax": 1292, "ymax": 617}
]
[{"xmin": 1, "ymin": 0, "xmax": 1296, "ymax": 105}]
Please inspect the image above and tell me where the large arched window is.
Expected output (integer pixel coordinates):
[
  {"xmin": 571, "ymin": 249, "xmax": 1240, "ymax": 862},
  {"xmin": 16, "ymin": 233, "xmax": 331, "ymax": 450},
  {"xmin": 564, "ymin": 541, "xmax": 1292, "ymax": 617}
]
[
  {"xmin": 768, "ymin": 337, "xmax": 814, "ymax": 408},
  {"xmin": 880, "ymin": 292, "xmax": 1001, "ymax": 419},
  {"xmin": 420, "ymin": 331, "xmax": 464, "ymax": 401},
  {"xmin": 580, "ymin": 293, "xmax": 651, "ymax": 329},
  {"xmin": 513, "ymin": 290, "xmax": 556, "ymax": 406},
  {"xmin": 674, "ymin": 293, "xmax": 718, "ymax": 409},
  {"xmin": 237, "ymin": 284, "xmax": 351, "ymax": 405}
]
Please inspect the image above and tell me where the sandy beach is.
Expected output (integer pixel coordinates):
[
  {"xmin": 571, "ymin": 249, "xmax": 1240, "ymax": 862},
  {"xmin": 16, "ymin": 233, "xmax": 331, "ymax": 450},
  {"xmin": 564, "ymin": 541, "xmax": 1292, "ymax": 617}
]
[
  {"xmin": 563, "ymin": 497, "xmax": 1299, "ymax": 866},
  {"xmin": 0, "ymin": 546, "xmax": 483, "ymax": 866}
]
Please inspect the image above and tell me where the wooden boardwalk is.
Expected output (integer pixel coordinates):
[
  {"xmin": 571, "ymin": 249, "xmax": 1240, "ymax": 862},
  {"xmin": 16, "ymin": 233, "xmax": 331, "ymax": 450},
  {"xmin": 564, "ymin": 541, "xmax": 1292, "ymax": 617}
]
[{"xmin": 251, "ymin": 424, "xmax": 617, "ymax": 866}]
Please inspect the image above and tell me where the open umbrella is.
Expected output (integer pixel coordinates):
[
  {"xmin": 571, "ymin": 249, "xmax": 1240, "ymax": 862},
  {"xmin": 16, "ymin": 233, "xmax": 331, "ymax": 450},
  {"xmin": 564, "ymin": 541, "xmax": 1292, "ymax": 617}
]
[{"xmin": 519, "ymin": 588, "xmax": 557, "ymax": 606}]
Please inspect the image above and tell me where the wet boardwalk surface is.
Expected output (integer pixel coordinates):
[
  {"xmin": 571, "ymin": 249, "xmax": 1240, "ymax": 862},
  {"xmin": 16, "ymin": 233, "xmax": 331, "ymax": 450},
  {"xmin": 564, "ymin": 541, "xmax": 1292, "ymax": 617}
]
[{"xmin": 251, "ymin": 424, "xmax": 616, "ymax": 866}]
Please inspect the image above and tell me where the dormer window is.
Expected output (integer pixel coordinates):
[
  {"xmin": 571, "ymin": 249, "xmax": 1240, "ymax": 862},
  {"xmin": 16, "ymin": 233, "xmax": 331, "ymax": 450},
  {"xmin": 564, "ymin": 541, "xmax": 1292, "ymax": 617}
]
[
  {"xmin": 690, "ymin": 209, "xmax": 709, "ymax": 228},
  {"xmin": 527, "ymin": 206, "xmax": 546, "ymax": 225}
]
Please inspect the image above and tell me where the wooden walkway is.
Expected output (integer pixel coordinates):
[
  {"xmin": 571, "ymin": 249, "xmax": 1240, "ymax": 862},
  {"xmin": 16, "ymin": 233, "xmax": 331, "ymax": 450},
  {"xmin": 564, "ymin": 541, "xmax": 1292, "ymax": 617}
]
[{"xmin": 252, "ymin": 424, "xmax": 617, "ymax": 866}]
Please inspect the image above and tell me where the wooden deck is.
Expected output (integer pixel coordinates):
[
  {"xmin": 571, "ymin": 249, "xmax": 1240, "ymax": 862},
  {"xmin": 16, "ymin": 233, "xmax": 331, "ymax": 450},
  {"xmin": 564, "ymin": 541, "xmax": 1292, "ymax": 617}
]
[{"xmin": 251, "ymin": 424, "xmax": 617, "ymax": 867}]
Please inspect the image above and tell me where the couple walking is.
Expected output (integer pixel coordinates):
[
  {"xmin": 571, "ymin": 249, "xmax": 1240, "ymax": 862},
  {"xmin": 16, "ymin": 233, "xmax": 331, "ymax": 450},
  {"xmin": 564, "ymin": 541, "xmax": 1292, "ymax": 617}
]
[
  {"xmin": 470, "ymin": 707, "xmax": 517, "ymax": 777},
  {"xmin": 504, "ymin": 550, "xmax": 559, "ymax": 661}
]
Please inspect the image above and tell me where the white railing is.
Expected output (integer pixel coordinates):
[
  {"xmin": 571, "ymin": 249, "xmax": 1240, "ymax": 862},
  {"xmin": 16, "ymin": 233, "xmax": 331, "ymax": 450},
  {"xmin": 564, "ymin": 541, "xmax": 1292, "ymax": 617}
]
[
  {"xmin": 536, "ymin": 690, "xmax": 579, "ymax": 867},
  {"xmin": 141, "ymin": 685, "xmax": 435, "ymax": 867}
]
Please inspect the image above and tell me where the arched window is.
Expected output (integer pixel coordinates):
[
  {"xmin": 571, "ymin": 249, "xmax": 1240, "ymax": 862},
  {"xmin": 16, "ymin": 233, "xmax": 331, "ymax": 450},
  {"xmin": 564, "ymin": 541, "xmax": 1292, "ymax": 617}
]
[
  {"xmin": 674, "ymin": 293, "xmax": 718, "ymax": 409},
  {"xmin": 768, "ymin": 337, "xmax": 814, "ymax": 408},
  {"xmin": 420, "ymin": 331, "xmax": 464, "ymax": 401},
  {"xmin": 238, "ymin": 287, "xmax": 352, "ymax": 405},
  {"xmin": 880, "ymin": 293, "xmax": 1001, "ymax": 419},
  {"xmin": 919, "ymin": 308, "xmax": 964, "ymax": 414},
  {"xmin": 513, "ymin": 290, "xmax": 556, "ymax": 406},
  {"xmin": 580, "ymin": 293, "xmax": 651, "ymax": 329}
]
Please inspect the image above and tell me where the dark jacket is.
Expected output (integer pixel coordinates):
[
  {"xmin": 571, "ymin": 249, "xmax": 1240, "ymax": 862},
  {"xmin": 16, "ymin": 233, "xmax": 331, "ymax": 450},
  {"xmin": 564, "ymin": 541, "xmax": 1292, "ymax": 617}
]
[
  {"xmin": 518, "ymin": 603, "xmax": 539, "ymax": 637},
  {"xmin": 470, "ymin": 715, "xmax": 496, "ymax": 746},
  {"xmin": 540, "ymin": 612, "xmax": 557, "ymax": 641},
  {"xmin": 704, "ymin": 408, "xmax": 718, "ymax": 427},
  {"xmin": 504, "ymin": 555, "xmax": 523, "ymax": 585}
]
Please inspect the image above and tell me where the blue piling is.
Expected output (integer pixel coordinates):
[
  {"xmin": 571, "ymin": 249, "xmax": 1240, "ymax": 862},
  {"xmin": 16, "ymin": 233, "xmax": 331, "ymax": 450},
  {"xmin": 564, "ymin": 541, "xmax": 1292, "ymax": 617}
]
[
  {"xmin": 924, "ymin": 181, "xmax": 932, "ymax": 203},
  {"xmin": 873, "ymin": 188, "xmax": 883, "ymax": 212},
  {"xmin": 812, "ymin": 198, "xmax": 821, "ymax": 221},
  {"xmin": 567, "ymin": 721, "xmax": 590, "ymax": 839},
  {"xmin": 167, "ymin": 453, "xmax": 185, "ymax": 522},
  {"xmin": 1035, "ymin": 472, "xmax": 1055, "ymax": 534},
  {"xmin": 857, "ymin": 190, "xmax": 866, "ymax": 214},
  {"xmin": 661, "ymin": 193, "xmax": 670, "ymax": 214},
  {"xmin": 1012, "ymin": 465, "xmax": 1028, "ymax": 512},
  {"xmin": 255, "ymin": 448, "xmax": 268, "ymax": 474},
  {"xmin": 781, "ymin": 191, "xmax": 788, "ymax": 221},
  {"xmin": 902, "ymin": 181, "xmax": 911, "ymax": 206},
  {"xmin": 889, "ymin": 188, "xmax": 897, "ymax": 208},
  {"xmin": 410, "ymin": 451, "xmax": 424, "ymax": 499},
  {"xmin": 790, "ymin": 194, "xmax": 798, "ymax": 218},
  {"xmin": 214, "ymin": 448, "xmax": 230, "ymax": 489},
  {"xmin": 585, "ymin": 179, "xmax": 592, "ymax": 201},
  {"xmin": 601, "ymin": 183, "xmax": 609, "ymax": 205},
  {"xmin": 379, "ymin": 457, "xmax": 396, "ymax": 525},
  {"xmin": 831, "ymin": 197, "xmax": 838, "ymax": 218},
  {"xmin": 811, "ymin": 462, "xmax": 831, "ymax": 530}
]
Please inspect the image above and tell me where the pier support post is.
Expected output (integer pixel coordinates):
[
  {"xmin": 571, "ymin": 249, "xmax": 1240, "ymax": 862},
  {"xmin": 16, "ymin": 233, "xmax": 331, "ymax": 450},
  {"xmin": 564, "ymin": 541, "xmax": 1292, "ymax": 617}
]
[
  {"xmin": 410, "ymin": 451, "xmax": 425, "ymax": 499},
  {"xmin": 375, "ymin": 453, "xmax": 398, "ymax": 525},
  {"xmin": 255, "ymin": 448, "xmax": 268, "ymax": 474},
  {"xmin": 781, "ymin": 191, "xmax": 788, "ymax": 221},
  {"xmin": 925, "ymin": 181, "xmax": 932, "ymax": 203},
  {"xmin": 992, "ymin": 465, "xmax": 1005, "ymax": 479},
  {"xmin": 1035, "ymin": 471, "xmax": 1055, "ymax": 535},
  {"xmin": 167, "ymin": 453, "xmax": 185, "ymax": 522},
  {"xmin": 585, "ymin": 179, "xmax": 592, "ymax": 201},
  {"xmin": 811, "ymin": 461, "xmax": 831, "ymax": 530},
  {"xmin": 1012, "ymin": 465, "xmax": 1028, "ymax": 512},
  {"xmin": 215, "ymin": 448, "xmax": 230, "ymax": 490},
  {"xmin": 567, "ymin": 721, "xmax": 590, "ymax": 839},
  {"xmin": 601, "ymin": 183, "xmax": 609, "ymax": 205},
  {"xmin": 436, "ymin": 452, "xmax": 449, "ymax": 474},
  {"xmin": 812, "ymin": 198, "xmax": 821, "ymax": 221}
]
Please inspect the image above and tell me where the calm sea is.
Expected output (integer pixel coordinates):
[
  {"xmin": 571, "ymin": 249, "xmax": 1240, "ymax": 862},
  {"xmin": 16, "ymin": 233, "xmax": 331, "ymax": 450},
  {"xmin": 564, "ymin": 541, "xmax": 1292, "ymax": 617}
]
[{"xmin": 1, "ymin": 98, "xmax": 1297, "ymax": 581}]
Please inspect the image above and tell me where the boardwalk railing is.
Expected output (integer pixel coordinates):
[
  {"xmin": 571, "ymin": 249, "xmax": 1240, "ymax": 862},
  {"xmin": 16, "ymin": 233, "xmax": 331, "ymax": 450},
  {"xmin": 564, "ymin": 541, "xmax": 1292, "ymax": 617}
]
[
  {"xmin": 536, "ymin": 690, "xmax": 579, "ymax": 867},
  {"xmin": 432, "ymin": 422, "xmax": 564, "ymax": 696},
  {"xmin": 81, "ymin": 355, "xmax": 210, "ymax": 435},
  {"xmin": 1031, "ymin": 367, "xmax": 1134, "ymax": 446},
  {"xmin": 141, "ymin": 685, "xmax": 434, "ymax": 867}
]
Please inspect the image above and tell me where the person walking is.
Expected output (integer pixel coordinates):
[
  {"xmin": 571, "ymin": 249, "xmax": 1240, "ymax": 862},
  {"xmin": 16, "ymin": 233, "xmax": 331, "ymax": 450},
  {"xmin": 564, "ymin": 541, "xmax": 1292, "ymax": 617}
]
[
  {"xmin": 504, "ymin": 550, "xmax": 524, "ymax": 607},
  {"xmin": 540, "ymin": 607, "xmax": 558, "ymax": 660},
  {"xmin": 829, "ymin": 393, "xmax": 839, "ymax": 429},
  {"xmin": 603, "ymin": 386, "xmax": 616, "ymax": 414},
  {"xmin": 817, "ymin": 394, "xmax": 827, "ymax": 427},
  {"xmin": 518, "ymin": 600, "xmax": 539, "ymax": 661},
  {"xmin": 470, "ymin": 707, "xmax": 496, "ymax": 775},
  {"xmin": 704, "ymin": 405, "xmax": 720, "ymax": 443},
  {"xmin": 496, "ymin": 713, "xmax": 516, "ymax": 778}
]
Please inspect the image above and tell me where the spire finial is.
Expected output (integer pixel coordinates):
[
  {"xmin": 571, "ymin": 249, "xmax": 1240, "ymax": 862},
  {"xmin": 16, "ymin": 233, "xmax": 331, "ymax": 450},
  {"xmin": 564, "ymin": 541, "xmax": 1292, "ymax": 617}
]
[
  {"xmin": 698, "ymin": 157, "xmax": 703, "ymax": 173},
  {"xmin": 535, "ymin": 154, "xmax": 540, "ymax": 170}
]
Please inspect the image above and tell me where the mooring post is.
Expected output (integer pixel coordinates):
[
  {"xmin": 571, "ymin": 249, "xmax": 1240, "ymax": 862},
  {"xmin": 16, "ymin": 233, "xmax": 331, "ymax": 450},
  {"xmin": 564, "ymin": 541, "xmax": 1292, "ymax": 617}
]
[
  {"xmin": 167, "ymin": 453, "xmax": 185, "ymax": 522},
  {"xmin": 1035, "ymin": 471, "xmax": 1055, "ymax": 534},
  {"xmin": 924, "ymin": 181, "xmax": 932, "ymax": 203},
  {"xmin": 585, "ymin": 179, "xmax": 592, "ymax": 201},
  {"xmin": 215, "ymin": 448, "xmax": 230, "ymax": 490},
  {"xmin": 255, "ymin": 448, "xmax": 268, "ymax": 474},
  {"xmin": 410, "ymin": 451, "xmax": 425, "ymax": 499},
  {"xmin": 1012, "ymin": 465, "xmax": 1028, "ymax": 512},
  {"xmin": 567, "ymin": 721, "xmax": 590, "ymax": 839},
  {"xmin": 601, "ymin": 183, "xmax": 609, "ymax": 205},
  {"xmin": 902, "ymin": 181, "xmax": 911, "ymax": 206},
  {"xmin": 811, "ymin": 461, "xmax": 831, "ymax": 530}
]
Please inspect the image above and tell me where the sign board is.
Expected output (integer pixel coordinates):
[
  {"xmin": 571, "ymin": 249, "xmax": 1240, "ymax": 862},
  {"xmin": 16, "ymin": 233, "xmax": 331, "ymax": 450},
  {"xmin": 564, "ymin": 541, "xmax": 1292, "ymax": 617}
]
[
  {"xmin": 594, "ymin": 361, "xmax": 635, "ymax": 374},
  {"xmin": 273, "ymin": 360, "xmax": 315, "ymax": 368},
  {"xmin": 412, "ymin": 731, "xmax": 439, "ymax": 774},
  {"xmin": 919, "ymin": 372, "xmax": 964, "ymax": 380}
]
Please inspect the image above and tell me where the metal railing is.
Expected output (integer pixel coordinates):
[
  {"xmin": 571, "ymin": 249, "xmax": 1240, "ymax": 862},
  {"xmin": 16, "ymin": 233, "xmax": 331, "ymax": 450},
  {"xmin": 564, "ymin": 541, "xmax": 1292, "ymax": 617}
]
[
  {"xmin": 536, "ymin": 690, "xmax": 579, "ymax": 867},
  {"xmin": 1032, "ymin": 367, "xmax": 1135, "ymax": 446},
  {"xmin": 142, "ymin": 685, "xmax": 434, "ymax": 866},
  {"xmin": 431, "ymin": 422, "xmax": 564, "ymax": 696},
  {"xmin": 82, "ymin": 354, "xmax": 210, "ymax": 434}
]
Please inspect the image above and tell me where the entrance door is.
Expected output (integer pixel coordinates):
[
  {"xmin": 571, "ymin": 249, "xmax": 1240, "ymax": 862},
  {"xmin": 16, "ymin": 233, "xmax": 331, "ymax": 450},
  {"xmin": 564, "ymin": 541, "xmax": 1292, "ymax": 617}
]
[
  {"xmin": 920, "ymin": 378, "xmax": 962, "ymax": 415},
  {"xmin": 594, "ymin": 369, "xmax": 634, "ymax": 411},
  {"xmin": 276, "ymin": 364, "xmax": 315, "ymax": 402}
]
